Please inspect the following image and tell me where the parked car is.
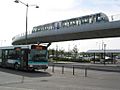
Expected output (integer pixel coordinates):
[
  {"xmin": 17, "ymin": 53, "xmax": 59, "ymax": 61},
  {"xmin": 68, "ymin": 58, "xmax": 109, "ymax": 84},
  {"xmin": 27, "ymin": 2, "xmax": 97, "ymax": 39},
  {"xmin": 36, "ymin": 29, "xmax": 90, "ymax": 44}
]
[{"xmin": 115, "ymin": 56, "xmax": 120, "ymax": 63}]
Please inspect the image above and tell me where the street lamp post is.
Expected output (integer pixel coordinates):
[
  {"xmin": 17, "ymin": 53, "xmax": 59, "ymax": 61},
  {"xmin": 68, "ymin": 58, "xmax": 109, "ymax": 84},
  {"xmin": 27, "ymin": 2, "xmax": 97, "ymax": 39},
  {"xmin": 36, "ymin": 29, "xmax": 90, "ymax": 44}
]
[{"xmin": 14, "ymin": 0, "xmax": 39, "ymax": 45}]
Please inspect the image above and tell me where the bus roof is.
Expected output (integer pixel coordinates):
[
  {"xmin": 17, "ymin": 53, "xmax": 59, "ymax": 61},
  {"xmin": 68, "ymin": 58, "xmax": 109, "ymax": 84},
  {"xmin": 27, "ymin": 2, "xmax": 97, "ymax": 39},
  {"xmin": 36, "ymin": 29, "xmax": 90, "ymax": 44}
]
[{"xmin": 0, "ymin": 45, "xmax": 33, "ymax": 50}]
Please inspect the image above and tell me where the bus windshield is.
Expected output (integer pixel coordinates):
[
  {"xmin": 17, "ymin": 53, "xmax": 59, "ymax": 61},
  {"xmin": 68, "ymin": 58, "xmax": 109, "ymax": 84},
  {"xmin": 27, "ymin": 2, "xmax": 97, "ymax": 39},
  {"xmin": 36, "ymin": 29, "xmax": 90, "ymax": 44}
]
[{"xmin": 29, "ymin": 49, "xmax": 47, "ymax": 62}]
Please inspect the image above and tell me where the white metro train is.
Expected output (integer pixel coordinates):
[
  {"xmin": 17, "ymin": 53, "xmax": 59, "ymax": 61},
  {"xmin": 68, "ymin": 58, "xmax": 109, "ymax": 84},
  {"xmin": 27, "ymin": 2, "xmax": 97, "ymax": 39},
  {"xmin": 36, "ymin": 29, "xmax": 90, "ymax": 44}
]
[{"xmin": 32, "ymin": 12, "xmax": 109, "ymax": 33}]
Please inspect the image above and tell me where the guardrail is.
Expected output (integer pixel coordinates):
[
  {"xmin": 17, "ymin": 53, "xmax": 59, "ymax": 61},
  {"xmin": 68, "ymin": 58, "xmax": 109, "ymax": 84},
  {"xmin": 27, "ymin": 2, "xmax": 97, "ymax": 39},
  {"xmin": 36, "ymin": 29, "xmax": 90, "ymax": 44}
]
[
  {"xmin": 50, "ymin": 64, "xmax": 88, "ymax": 77},
  {"xmin": 48, "ymin": 63, "xmax": 120, "ymax": 77}
]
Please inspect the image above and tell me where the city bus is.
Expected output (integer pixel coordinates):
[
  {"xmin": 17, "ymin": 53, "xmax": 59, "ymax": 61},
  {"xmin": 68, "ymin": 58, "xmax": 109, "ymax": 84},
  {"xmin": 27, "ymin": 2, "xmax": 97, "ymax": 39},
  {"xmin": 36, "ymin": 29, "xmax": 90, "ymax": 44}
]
[{"xmin": 0, "ymin": 44, "xmax": 48, "ymax": 71}]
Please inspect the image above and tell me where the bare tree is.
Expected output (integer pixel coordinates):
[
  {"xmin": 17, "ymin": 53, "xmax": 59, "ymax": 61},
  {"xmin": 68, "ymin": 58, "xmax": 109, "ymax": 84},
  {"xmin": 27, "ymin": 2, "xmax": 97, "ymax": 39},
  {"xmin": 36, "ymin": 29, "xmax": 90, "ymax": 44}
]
[{"xmin": 72, "ymin": 45, "xmax": 79, "ymax": 60}]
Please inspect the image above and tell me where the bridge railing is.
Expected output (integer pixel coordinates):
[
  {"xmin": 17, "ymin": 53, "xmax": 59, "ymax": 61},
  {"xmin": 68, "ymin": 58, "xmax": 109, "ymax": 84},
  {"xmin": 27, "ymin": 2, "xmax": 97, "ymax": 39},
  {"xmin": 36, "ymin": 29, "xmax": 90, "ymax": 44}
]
[
  {"xmin": 12, "ymin": 31, "xmax": 32, "ymax": 41},
  {"xmin": 12, "ymin": 14, "xmax": 120, "ymax": 42}
]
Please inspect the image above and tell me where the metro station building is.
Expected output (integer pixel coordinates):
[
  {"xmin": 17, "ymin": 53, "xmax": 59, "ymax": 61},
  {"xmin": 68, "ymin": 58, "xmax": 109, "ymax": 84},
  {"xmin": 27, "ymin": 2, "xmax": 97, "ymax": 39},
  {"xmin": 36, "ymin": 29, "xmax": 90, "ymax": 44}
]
[{"xmin": 86, "ymin": 49, "xmax": 120, "ymax": 64}]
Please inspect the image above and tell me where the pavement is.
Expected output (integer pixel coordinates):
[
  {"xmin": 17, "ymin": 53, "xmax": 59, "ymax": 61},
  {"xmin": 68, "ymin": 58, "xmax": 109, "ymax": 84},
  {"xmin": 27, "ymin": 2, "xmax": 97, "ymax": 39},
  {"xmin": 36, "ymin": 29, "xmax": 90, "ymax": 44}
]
[{"xmin": 0, "ymin": 66, "xmax": 120, "ymax": 90}]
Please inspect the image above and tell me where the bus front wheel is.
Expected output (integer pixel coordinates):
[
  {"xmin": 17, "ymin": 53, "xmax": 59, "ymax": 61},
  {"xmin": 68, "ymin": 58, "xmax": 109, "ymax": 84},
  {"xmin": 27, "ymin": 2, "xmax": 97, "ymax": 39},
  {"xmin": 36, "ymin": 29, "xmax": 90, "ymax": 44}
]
[{"xmin": 14, "ymin": 63, "xmax": 19, "ymax": 70}]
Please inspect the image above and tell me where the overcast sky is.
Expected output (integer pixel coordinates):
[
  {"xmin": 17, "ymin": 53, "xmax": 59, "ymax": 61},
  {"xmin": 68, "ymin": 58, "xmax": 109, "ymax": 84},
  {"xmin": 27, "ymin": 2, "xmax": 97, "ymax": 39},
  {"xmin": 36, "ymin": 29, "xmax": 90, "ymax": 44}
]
[{"xmin": 0, "ymin": 0, "xmax": 120, "ymax": 52}]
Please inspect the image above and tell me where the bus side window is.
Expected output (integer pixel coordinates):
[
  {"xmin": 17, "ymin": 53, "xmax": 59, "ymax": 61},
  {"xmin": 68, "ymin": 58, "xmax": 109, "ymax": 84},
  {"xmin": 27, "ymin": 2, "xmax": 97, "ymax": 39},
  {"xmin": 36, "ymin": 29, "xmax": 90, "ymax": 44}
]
[
  {"xmin": 5, "ymin": 50, "xmax": 8, "ymax": 56},
  {"xmin": 8, "ymin": 50, "xmax": 14, "ymax": 59},
  {"xmin": 1, "ymin": 50, "xmax": 8, "ymax": 60},
  {"xmin": 0, "ymin": 50, "xmax": 2, "ymax": 59}
]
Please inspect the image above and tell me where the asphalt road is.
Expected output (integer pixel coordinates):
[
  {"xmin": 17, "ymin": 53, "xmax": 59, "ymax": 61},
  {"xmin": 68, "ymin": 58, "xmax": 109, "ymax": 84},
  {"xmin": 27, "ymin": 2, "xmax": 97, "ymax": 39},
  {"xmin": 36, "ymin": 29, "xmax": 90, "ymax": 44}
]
[{"xmin": 0, "ymin": 66, "xmax": 120, "ymax": 90}]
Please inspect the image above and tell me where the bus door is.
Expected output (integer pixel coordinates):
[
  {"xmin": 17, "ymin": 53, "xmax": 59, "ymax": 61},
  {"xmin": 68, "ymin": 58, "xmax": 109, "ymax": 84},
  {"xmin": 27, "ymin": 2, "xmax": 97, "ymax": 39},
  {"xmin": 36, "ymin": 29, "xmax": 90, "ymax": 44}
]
[
  {"xmin": 2, "ymin": 50, "xmax": 8, "ymax": 67},
  {"xmin": 21, "ymin": 49, "xmax": 28, "ymax": 69}
]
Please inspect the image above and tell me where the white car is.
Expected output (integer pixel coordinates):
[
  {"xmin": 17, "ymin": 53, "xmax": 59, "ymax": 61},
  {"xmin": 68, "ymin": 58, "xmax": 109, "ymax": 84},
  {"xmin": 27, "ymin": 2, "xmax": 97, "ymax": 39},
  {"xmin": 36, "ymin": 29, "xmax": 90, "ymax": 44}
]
[{"xmin": 115, "ymin": 56, "xmax": 120, "ymax": 63}]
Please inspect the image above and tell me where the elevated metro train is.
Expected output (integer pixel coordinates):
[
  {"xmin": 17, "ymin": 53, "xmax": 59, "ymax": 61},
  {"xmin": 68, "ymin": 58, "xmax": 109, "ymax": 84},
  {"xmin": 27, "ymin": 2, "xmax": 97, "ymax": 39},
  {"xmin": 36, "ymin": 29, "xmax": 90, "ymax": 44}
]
[{"xmin": 32, "ymin": 12, "xmax": 109, "ymax": 33}]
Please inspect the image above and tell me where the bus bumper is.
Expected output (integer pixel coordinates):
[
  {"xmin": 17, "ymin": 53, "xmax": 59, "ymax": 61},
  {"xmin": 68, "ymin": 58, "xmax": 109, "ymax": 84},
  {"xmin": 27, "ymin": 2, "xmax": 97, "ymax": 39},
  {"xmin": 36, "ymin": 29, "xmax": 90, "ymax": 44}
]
[{"xmin": 28, "ymin": 65, "xmax": 48, "ymax": 70}]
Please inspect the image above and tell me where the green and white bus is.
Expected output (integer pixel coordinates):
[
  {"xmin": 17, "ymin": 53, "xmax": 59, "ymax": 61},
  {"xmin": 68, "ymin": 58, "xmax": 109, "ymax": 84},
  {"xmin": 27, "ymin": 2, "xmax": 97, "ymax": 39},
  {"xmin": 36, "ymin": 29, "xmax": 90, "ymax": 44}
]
[{"xmin": 0, "ymin": 44, "xmax": 48, "ymax": 70}]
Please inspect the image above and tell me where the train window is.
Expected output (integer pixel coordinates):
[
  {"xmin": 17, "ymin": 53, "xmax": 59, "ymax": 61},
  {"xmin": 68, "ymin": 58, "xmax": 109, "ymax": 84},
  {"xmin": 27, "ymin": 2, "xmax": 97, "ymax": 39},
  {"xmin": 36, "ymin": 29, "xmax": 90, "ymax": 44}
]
[
  {"xmin": 43, "ymin": 27, "xmax": 45, "ymax": 30},
  {"xmin": 41, "ymin": 27, "xmax": 43, "ymax": 31},
  {"xmin": 84, "ymin": 16, "xmax": 89, "ymax": 24},
  {"xmin": 69, "ymin": 21, "xmax": 72, "ymax": 26},
  {"xmin": 42, "ymin": 27, "xmax": 44, "ymax": 30},
  {"xmin": 36, "ymin": 29, "xmax": 38, "ymax": 32},
  {"xmin": 92, "ymin": 15, "xmax": 97, "ymax": 23},
  {"xmin": 55, "ymin": 23, "xmax": 60, "ymax": 29},
  {"xmin": 64, "ymin": 22, "xmax": 67, "ymax": 26},
  {"xmin": 79, "ymin": 19, "xmax": 82, "ymax": 25},
  {"xmin": 5, "ymin": 50, "xmax": 8, "ymax": 56},
  {"xmin": 67, "ymin": 22, "xmax": 70, "ymax": 27},
  {"xmin": 51, "ymin": 26, "xmax": 53, "ymax": 29},
  {"xmin": 40, "ymin": 28, "xmax": 42, "ymax": 31},
  {"xmin": 32, "ymin": 27, "xmax": 37, "ymax": 33},
  {"xmin": 62, "ymin": 23, "xmax": 64, "ymax": 27},
  {"xmin": 96, "ymin": 14, "xmax": 101, "ymax": 22},
  {"xmin": 47, "ymin": 26, "xmax": 48, "ymax": 30},
  {"xmin": 85, "ymin": 19, "xmax": 87, "ymax": 23},
  {"xmin": 32, "ymin": 28, "xmax": 34, "ymax": 32},
  {"xmin": 50, "ymin": 26, "xmax": 52, "ymax": 30},
  {"xmin": 48, "ymin": 26, "xmax": 50, "ymax": 30},
  {"xmin": 0, "ymin": 50, "xmax": 2, "ymax": 59},
  {"xmin": 48, "ymin": 25, "xmax": 50, "ymax": 30},
  {"xmin": 42, "ymin": 26, "xmax": 44, "ymax": 30},
  {"xmin": 52, "ymin": 26, "xmax": 54, "ymax": 29},
  {"xmin": 47, "ymin": 26, "xmax": 49, "ymax": 30},
  {"xmin": 70, "ymin": 21, "xmax": 74, "ymax": 26},
  {"xmin": 67, "ymin": 22, "xmax": 69, "ymax": 27},
  {"xmin": 37, "ymin": 28, "xmax": 39, "ymax": 31},
  {"xmin": 50, "ymin": 26, "xmax": 53, "ymax": 30},
  {"xmin": 58, "ymin": 22, "xmax": 61, "ymax": 28},
  {"xmin": 97, "ymin": 17, "xmax": 101, "ymax": 22},
  {"xmin": 64, "ymin": 23, "xmax": 67, "ymax": 27},
  {"xmin": 76, "ymin": 20, "xmax": 79, "ymax": 25},
  {"xmin": 67, "ymin": 22, "xmax": 69, "ymax": 26},
  {"xmin": 64, "ymin": 22, "xmax": 69, "ymax": 27},
  {"xmin": 81, "ymin": 18, "xmax": 84, "ymax": 24},
  {"xmin": 72, "ymin": 21, "xmax": 76, "ymax": 25},
  {"xmin": 89, "ymin": 16, "xmax": 93, "ymax": 23},
  {"xmin": 64, "ymin": 22, "xmax": 66, "ymax": 27}
]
